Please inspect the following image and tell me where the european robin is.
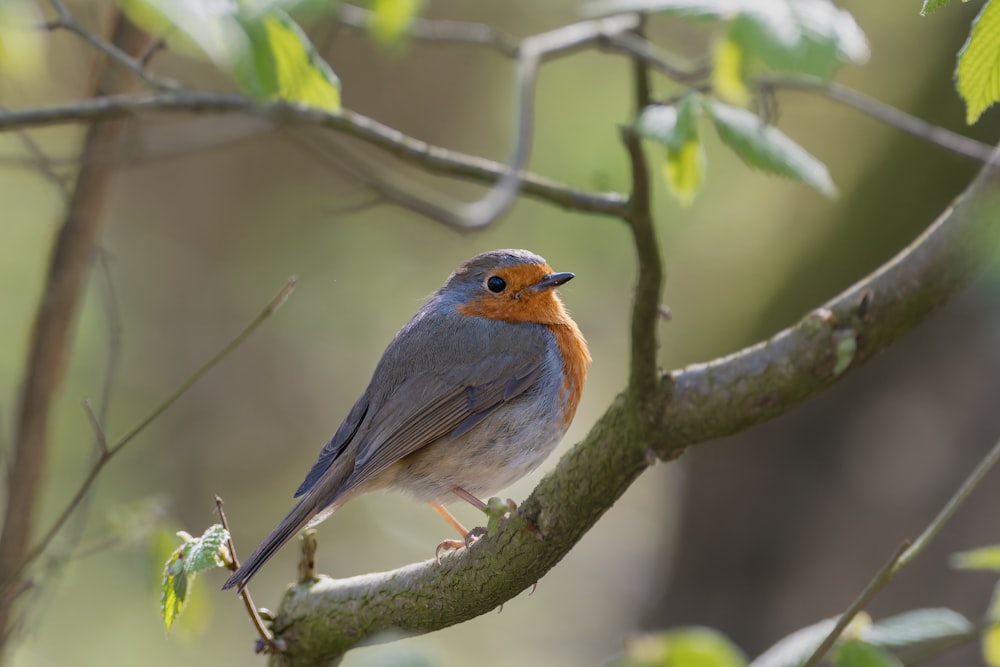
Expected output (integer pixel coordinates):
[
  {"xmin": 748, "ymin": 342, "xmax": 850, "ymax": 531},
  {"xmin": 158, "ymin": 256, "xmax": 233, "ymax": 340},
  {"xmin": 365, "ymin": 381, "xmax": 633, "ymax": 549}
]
[{"xmin": 223, "ymin": 249, "xmax": 590, "ymax": 591}]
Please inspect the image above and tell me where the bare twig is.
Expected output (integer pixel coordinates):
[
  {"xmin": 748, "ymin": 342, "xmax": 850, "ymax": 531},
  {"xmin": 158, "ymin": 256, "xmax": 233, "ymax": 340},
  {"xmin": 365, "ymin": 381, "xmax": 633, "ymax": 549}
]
[
  {"xmin": 0, "ymin": 11, "xmax": 150, "ymax": 643},
  {"xmin": 801, "ymin": 542, "xmax": 910, "ymax": 667},
  {"xmin": 337, "ymin": 4, "xmax": 520, "ymax": 57},
  {"xmin": 215, "ymin": 497, "xmax": 281, "ymax": 653},
  {"xmin": 0, "ymin": 108, "xmax": 71, "ymax": 195},
  {"xmin": 802, "ymin": 436, "xmax": 1000, "ymax": 667},
  {"xmin": 760, "ymin": 76, "xmax": 998, "ymax": 164},
  {"xmin": 80, "ymin": 401, "xmax": 108, "ymax": 457},
  {"xmin": 606, "ymin": 30, "xmax": 708, "ymax": 83},
  {"xmin": 22, "ymin": 277, "xmax": 297, "ymax": 570},
  {"xmin": 0, "ymin": 94, "xmax": 629, "ymax": 218},
  {"xmin": 46, "ymin": 0, "xmax": 176, "ymax": 92}
]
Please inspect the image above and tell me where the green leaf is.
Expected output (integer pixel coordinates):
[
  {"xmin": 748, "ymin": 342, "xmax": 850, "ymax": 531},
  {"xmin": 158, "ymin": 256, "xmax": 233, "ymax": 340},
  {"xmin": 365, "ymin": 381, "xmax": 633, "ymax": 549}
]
[
  {"xmin": 161, "ymin": 546, "xmax": 187, "ymax": 631},
  {"xmin": 957, "ymin": 0, "xmax": 1000, "ymax": 124},
  {"xmin": 638, "ymin": 97, "xmax": 706, "ymax": 205},
  {"xmin": 861, "ymin": 608, "xmax": 974, "ymax": 650},
  {"xmin": 185, "ymin": 524, "xmax": 229, "ymax": 573},
  {"xmin": 116, "ymin": 0, "xmax": 341, "ymax": 110},
  {"xmin": 236, "ymin": 9, "xmax": 341, "ymax": 110},
  {"xmin": 713, "ymin": 37, "xmax": 750, "ymax": 105},
  {"xmin": 921, "ymin": 0, "xmax": 955, "ymax": 15},
  {"xmin": 0, "ymin": 0, "xmax": 47, "ymax": 82},
  {"xmin": 707, "ymin": 100, "xmax": 836, "ymax": 196},
  {"xmin": 952, "ymin": 545, "xmax": 1000, "ymax": 572},
  {"xmin": 587, "ymin": 0, "xmax": 868, "ymax": 77},
  {"xmin": 833, "ymin": 640, "xmax": 902, "ymax": 667},
  {"xmin": 160, "ymin": 525, "xmax": 230, "ymax": 631},
  {"xmin": 832, "ymin": 329, "xmax": 857, "ymax": 377},
  {"xmin": 985, "ymin": 581, "xmax": 1000, "ymax": 667},
  {"xmin": 750, "ymin": 618, "xmax": 836, "ymax": 667},
  {"xmin": 369, "ymin": 0, "xmax": 424, "ymax": 46},
  {"xmin": 610, "ymin": 627, "xmax": 747, "ymax": 667}
]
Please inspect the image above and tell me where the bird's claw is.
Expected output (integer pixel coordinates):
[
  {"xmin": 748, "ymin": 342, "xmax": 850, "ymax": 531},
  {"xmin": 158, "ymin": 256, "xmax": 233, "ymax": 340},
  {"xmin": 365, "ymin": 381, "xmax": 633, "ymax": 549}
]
[{"xmin": 435, "ymin": 526, "xmax": 488, "ymax": 563}]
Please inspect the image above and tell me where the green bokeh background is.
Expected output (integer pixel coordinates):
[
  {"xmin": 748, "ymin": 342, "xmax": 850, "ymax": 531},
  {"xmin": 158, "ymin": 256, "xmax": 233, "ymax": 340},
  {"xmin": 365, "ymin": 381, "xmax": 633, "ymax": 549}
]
[{"xmin": 3, "ymin": 1, "xmax": 1000, "ymax": 666}]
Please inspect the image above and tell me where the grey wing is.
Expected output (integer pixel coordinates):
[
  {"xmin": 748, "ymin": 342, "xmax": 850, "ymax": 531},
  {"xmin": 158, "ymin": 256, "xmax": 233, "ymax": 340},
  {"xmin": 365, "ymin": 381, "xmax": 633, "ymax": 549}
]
[
  {"xmin": 338, "ymin": 353, "xmax": 543, "ymax": 497},
  {"xmin": 294, "ymin": 395, "xmax": 369, "ymax": 497}
]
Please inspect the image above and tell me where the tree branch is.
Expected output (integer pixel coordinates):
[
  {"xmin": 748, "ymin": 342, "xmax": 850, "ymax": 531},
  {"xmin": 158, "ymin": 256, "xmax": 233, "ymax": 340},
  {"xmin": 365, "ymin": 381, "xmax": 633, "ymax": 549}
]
[
  {"xmin": 263, "ymin": 87, "xmax": 1000, "ymax": 667},
  {"xmin": 0, "ymin": 12, "xmax": 149, "ymax": 647},
  {"xmin": 0, "ymin": 93, "xmax": 629, "ymax": 218}
]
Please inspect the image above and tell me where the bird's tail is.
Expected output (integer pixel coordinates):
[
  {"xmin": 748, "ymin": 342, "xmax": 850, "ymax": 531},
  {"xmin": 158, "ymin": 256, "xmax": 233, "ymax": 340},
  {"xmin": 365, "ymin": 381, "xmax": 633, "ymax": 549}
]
[{"xmin": 222, "ymin": 495, "xmax": 328, "ymax": 592}]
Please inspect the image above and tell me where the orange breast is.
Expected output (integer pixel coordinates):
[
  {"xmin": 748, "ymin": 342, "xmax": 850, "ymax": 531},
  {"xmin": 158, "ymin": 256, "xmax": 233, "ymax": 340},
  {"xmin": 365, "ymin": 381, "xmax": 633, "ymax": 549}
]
[{"xmin": 547, "ymin": 319, "xmax": 590, "ymax": 426}]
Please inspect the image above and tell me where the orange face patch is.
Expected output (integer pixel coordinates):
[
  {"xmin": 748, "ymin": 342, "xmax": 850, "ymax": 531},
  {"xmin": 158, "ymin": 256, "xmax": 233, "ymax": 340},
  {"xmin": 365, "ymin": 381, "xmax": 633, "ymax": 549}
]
[
  {"xmin": 456, "ymin": 262, "xmax": 566, "ymax": 324},
  {"xmin": 456, "ymin": 261, "xmax": 590, "ymax": 425}
]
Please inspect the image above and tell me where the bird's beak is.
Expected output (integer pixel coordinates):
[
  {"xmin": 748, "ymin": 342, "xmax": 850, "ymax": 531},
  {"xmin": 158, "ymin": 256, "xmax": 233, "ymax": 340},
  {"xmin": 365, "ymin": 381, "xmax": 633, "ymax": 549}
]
[{"xmin": 528, "ymin": 272, "xmax": 575, "ymax": 292}]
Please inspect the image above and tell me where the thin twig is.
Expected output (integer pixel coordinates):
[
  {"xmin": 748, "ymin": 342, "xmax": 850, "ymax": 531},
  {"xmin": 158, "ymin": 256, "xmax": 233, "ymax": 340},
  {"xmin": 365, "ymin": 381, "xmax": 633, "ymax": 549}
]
[
  {"xmin": 758, "ymin": 75, "xmax": 997, "ymax": 164},
  {"xmin": 215, "ymin": 496, "xmax": 281, "ymax": 653},
  {"xmin": 801, "ymin": 542, "xmax": 910, "ymax": 667},
  {"xmin": 80, "ymin": 401, "xmax": 108, "ymax": 456},
  {"xmin": 0, "ymin": 11, "xmax": 150, "ymax": 641},
  {"xmin": 0, "ymin": 93, "xmax": 629, "ymax": 218},
  {"xmin": 47, "ymin": 0, "xmax": 176, "ymax": 91},
  {"xmin": 802, "ymin": 436, "xmax": 1000, "ymax": 667},
  {"xmin": 895, "ymin": 436, "xmax": 1000, "ymax": 571},
  {"xmin": 22, "ymin": 277, "xmax": 297, "ymax": 569},
  {"xmin": 337, "ymin": 4, "xmax": 520, "ymax": 57},
  {"xmin": 0, "ymin": 107, "xmax": 71, "ymax": 195},
  {"xmin": 605, "ymin": 30, "xmax": 708, "ymax": 83}
]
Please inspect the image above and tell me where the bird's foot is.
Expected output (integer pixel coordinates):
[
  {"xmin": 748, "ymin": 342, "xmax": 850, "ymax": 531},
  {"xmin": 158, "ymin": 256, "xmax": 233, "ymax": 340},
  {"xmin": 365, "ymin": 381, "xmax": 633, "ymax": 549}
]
[{"xmin": 435, "ymin": 526, "xmax": 487, "ymax": 562}]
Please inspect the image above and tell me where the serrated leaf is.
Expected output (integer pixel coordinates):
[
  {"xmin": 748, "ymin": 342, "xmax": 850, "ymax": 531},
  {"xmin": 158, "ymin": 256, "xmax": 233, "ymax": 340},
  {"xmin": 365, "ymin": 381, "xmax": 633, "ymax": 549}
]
[
  {"xmin": 957, "ymin": 0, "xmax": 1000, "ymax": 124},
  {"xmin": 160, "ymin": 525, "xmax": 229, "ymax": 631},
  {"xmin": 921, "ymin": 0, "xmax": 954, "ymax": 15},
  {"xmin": 235, "ymin": 9, "xmax": 341, "ymax": 110},
  {"xmin": 861, "ymin": 608, "xmax": 973, "ymax": 650},
  {"xmin": 707, "ymin": 100, "xmax": 836, "ymax": 196},
  {"xmin": 986, "ymin": 582, "xmax": 1000, "ymax": 667},
  {"xmin": 952, "ymin": 545, "xmax": 1000, "ymax": 572},
  {"xmin": 713, "ymin": 37, "xmax": 749, "ymax": 105},
  {"xmin": 750, "ymin": 618, "xmax": 836, "ymax": 667},
  {"xmin": 161, "ymin": 547, "xmax": 187, "ymax": 631},
  {"xmin": 369, "ymin": 0, "xmax": 423, "ymax": 45},
  {"xmin": 184, "ymin": 524, "xmax": 229, "ymax": 573},
  {"xmin": 587, "ymin": 0, "xmax": 867, "ymax": 77},
  {"xmin": 833, "ymin": 640, "xmax": 902, "ymax": 667},
  {"xmin": 611, "ymin": 627, "xmax": 747, "ymax": 667}
]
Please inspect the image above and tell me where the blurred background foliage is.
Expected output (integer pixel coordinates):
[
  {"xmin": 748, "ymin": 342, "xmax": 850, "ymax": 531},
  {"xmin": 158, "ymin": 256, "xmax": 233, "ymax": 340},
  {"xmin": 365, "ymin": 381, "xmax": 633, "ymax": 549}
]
[{"xmin": 2, "ymin": 1, "xmax": 1000, "ymax": 665}]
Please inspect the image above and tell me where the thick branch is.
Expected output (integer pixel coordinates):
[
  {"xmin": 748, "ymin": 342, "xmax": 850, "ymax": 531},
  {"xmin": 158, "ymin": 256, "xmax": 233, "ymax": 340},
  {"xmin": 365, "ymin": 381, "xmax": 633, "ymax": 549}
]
[
  {"xmin": 266, "ymin": 134, "xmax": 1000, "ymax": 667},
  {"xmin": 0, "ymin": 93, "xmax": 628, "ymax": 218},
  {"xmin": 0, "ymin": 13, "xmax": 148, "ymax": 646}
]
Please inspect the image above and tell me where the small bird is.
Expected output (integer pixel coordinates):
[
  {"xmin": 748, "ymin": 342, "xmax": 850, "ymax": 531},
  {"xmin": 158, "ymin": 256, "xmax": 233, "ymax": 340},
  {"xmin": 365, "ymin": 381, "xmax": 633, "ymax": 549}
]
[{"xmin": 223, "ymin": 249, "xmax": 590, "ymax": 591}]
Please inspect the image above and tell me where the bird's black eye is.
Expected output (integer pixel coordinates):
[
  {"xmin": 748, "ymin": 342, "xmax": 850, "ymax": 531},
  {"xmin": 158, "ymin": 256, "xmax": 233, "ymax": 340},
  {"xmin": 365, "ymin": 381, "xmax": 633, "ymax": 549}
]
[{"xmin": 486, "ymin": 275, "xmax": 507, "ymax": 293}]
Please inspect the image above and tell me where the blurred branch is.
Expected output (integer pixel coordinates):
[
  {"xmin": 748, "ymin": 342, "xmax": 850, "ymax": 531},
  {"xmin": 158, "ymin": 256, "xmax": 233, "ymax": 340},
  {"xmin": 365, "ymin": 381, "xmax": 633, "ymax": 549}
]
[
  {"xmin": 0, "ymin": 12, "xmax": 149, "ymax": 648},
  {"xmin": 267, "ymin": 126, "xmax": 1000, "ymax": 667},
  {"xmin": 803, "ymin": 436, "xmax": 1000, "ymax": 667},
  {"xmin": 0, "ymin": 94, "xmax": 630, "ymax": 218},
  {"xmin": 758, "ymin": 75, "xmax": 997, "ymax": 164},
  {"xmin": 336, "ymin": 4, "xmax": 521, "ymax": 57},
  {"xmin": 24, "ymin": 277, "xmax": 297, "ymax": 571},
  {"xmin": 45, "ymin": 0, "xmax": 176, "ymax": 92},
  {"xmin": 610, "ymin": 30, "xmax": 994, "ymax": 164}
]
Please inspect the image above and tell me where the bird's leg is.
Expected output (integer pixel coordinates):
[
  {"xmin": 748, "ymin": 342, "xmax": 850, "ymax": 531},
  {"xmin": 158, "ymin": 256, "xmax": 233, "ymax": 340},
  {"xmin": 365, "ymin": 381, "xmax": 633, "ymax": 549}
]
[
  {"xmin": 429, "ymin": 501, "xmax": 468, "ymax": 537},
  {"xmin": 430, "ymin": 501, "xmax": 472, "ymax": 561},
  {"xmin": 449, "ymin": 486, "xmax": 487, "ymax": 511}
]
